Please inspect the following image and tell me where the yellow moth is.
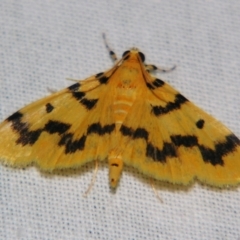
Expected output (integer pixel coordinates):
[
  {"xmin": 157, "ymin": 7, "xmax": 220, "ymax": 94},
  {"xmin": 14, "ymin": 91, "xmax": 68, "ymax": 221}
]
[{"xmin": 0, "ymin": 35, "xmax": 240, "ymax": 189}]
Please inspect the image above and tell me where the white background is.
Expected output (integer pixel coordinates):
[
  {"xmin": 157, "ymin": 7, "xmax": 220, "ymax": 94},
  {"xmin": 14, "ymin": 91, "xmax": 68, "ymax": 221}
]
[{"xmin": 0, "ymin": 0, "xmax": 240, "ymax": 239}]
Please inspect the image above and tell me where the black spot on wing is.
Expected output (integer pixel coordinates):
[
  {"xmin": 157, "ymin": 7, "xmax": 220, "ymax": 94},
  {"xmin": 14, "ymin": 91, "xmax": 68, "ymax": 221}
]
[
  {"xmin": 70, "ymin": 89, "xmax": 98, "ymax": 110},
  {"xmin": 68, "ymin": 82, "xmax": 81, "ymax": 91},
  {"xmin": 152, "ymin": 94, "xmax": 188, "ymax": 116},
  {"xmin": 133, "ymin": 128, "xmax": 149, "ymax": 140},
  {"xmin": 226, "ymin": 134, "xmax": 240, "ymax": 147},
  {"xmin": 120, "ymin": 125, "xmax": 133, "ymax": 137},
  {"xmin": 95, "ymin": 72, "xmax": 104, "ymax": 78},
  {"xmin": 147, "ymin": 78, "xmax": 165, "ymax": 90},
  {"xmin": 199, "ymin": 134, "xmax": 240, "ymax": 166},
  {"xmin": 7, "ymin": 111, "xmax": 23, "ymax": 122},
  {"xmin": 68, "ymin": 74, "xmax": 105, "ymax": 109},
  {"xmin": 46, "ymin": 103, "xmax": 54, "ymax": 113},
  {"xmin": 72, "ymin": 91, "xmax": 85, "ymax": 100},
  {"xmin": 80, "ymin": 98, "xmax": 98, "ymax": 110},
  {"xmin": 87, "ymin": 123, "xmax": 115, "ymax": 135},
  {"xmin": 58, "ymin": 133, "xmax": 86, "ymax": 154},
  {"xmin": 146, "ymin": 142, "xmax": 176, "ymax": 163},
  {"xmin": 6, "ymin": 111, "xmax": 43, "ymax": 146},
  {"xmin": 16, "ymin": 129, "xmax": 43, "ymax": 146},
  {"xmin": 44, "ymin": 120, "xmax": 71, "ymax": 134},
  {"xmin": 199, "ymin": 145, "xmax": 223, "ymax": 165},
  {"xmin": 120, "ymin": 125, "xmax": 149, "ymax": 141},
  {"xmin": 95, "ymin": 72, "xmax": 109, "ymax": 84},
  {"xmin": 13, "ymin": 122, "xmax": 42, "ymax": 145},
  {"xmin": 196, "ymin": 119, "xmax": 205, "ymax": 129},
  {"xmin": 171, "ymin": 135, "xmax": 198, "ymax": 147}
]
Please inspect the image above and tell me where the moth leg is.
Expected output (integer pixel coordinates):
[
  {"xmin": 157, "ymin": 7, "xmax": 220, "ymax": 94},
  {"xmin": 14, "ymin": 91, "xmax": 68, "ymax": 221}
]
[
  {"xmin": 83, "ymin": 160, "xmax": 99, "ymax": 197},
  {"xmin": 145, "ymin": 64, "xmax": 176, "ymax": 73},
  {"xmin": 102, "ymin": 33, "xmax": 118, "ymax": 62},
  {"xmin": 150, "ymin": 179, "xmax": 163, "ymax": 203}
]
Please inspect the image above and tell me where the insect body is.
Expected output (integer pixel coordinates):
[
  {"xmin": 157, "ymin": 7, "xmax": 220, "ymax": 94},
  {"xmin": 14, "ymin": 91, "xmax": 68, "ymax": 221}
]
[{"xmin": 0, "ymin": 37, "xmax": 240, "ymax": 188}]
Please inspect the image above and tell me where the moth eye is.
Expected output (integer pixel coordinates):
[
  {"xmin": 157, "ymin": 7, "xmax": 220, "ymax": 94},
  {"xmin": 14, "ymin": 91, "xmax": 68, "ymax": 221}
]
[
  {"xmin": 122, "ymin": 50, "xmax": 130, "ymax": 58},
  {"xmin": 138, "ymin": 52, "xmax": 145, "ymax": 62}
]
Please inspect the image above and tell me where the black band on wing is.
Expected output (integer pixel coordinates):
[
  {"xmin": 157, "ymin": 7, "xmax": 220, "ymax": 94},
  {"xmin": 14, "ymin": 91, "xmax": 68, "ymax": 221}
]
[
  {"xmin": 95, "ymin": 72, "xmax": 109, "ymax": 84},
  {"xmin": 152, "ymin": 94, "xmax": 188, "ymax": 116},
  {"xmin": 69, "ymin": 88, "xmax": 98, "ymax": 110},
  {"xmin": 120, "ymin": 123, "xmax": 240, "ymax": 166},
  {"xmin": 58, "ymin": 123, "xmax": 115, "ymax": 154},
  {"xmin": 7, "ymin": 111, "xmax": 115, "ymax": 154},
  {"xmin": 147, "ymin": 78, "xmax": 165, "ymax": 90}
]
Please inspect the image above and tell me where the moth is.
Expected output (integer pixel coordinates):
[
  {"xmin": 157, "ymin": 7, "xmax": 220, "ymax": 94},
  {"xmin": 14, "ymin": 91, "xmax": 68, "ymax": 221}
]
[{"xmin": 0, "ymin": 35, "xmax": 240, "ymax": 188}]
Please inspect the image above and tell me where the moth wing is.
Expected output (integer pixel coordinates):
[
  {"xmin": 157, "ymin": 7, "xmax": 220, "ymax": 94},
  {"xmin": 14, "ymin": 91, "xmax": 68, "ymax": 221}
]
[
  {"xmin": 0, "ymin": 77, "xmax": 115, "ymax": 171},
  {"xmin": 121, "ymin": 80, "xmax": 240, "ymax": 186}
]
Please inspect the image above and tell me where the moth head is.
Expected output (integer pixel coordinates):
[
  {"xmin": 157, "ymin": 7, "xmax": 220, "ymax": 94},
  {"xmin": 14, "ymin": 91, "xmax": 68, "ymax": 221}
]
[{"xmin": 122, "ymin": 48, "xmax": 145, "ymax": 63}]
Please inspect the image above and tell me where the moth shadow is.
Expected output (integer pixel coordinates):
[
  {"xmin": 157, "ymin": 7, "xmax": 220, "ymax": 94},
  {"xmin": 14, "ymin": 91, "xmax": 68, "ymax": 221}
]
[
  {"xmin": 38, "ymin": 161, "xmax": 192, "ymax": 193},
  {"xmin": 122, "ymin": 165, "xmax": 239, "ymax": 194},
  {"xmin": 122, "ymin": 165, "xmax": 192, "ymax": 193},
  {"xmin": 5, "ymin": 161, "xmax": 238, "ymax": 194},
  {"xmin": 39, "ymin": 161, "xmax": 102, "ymax": 179}
]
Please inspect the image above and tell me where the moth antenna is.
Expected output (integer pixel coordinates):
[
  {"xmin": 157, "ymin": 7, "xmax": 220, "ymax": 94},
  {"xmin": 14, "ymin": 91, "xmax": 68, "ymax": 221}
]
[
  {"xmin": 102, "ymin": 33, "xmax": 118, "ymax": 62},
  {"xmin": 145, "ymin": 64, "xmax": 176, "ymax": 73},
  {"xmin": 66, "ymin": 78, "xmax": 80, "ymax": 82}
]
